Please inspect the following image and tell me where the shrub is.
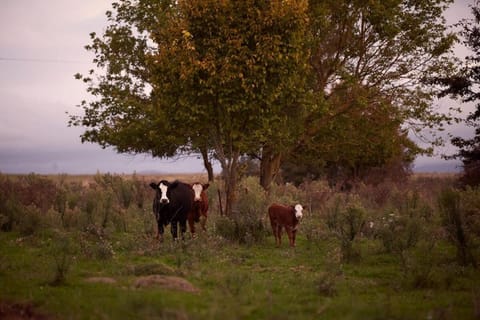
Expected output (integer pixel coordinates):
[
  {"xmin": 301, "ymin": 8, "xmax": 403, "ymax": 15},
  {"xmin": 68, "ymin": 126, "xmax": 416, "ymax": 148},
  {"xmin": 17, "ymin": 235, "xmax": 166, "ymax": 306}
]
[
  {"xmin": 324, "ymin": 195, "xmax": 366, "ymax": 262},
  {"xmin": 298, "ymin": 180, "xmax": 332, "ymax": 214},
  {"xmin": 215, "ymin": 213, "xmax": 266, "ymax": 245},
  {"xmin": 66, "ymin": 183, "xmax": 83, "ymax": 210},
  {"xmin": 215, "ymin": 177, "xmax": 268, "ymax": 245},
  {"xmin": 0, "ymin": 199, "xmax": 22, "ymax": 232},
  {"xmin": 78, "ymin": 227, "xmax": 115, "ymax": 260},
  {"xmin": 18, "ymin": 173, "xmax": 58, "ymax": 214},
  {"xmin": 438, "ymin": 188, "xmax": 479, "ymax": 268},
  {"xmin": 377, "ymin": 209, "xmax": 422, "ymax": 254},
  {"xmin": 131, "ymin": 173, "xmax": 148, "ymax": 209},
  {"xmin": 398, "ymin": 240, "xmax": 437, "ymax": 289},
  {"xmin": 49, "ymin": 232, "xmax": 77, "ymax": 286},
  {"xmin": 270, "ymin": 181, "xmax": 305, "ymax": 206},
  {"xmin": 376, "ymin": 191, "xmax": 432, "ymax": 254},
  {"xmin": 17, "ymin": 205, "xmax": 44, "ymax": 236}
]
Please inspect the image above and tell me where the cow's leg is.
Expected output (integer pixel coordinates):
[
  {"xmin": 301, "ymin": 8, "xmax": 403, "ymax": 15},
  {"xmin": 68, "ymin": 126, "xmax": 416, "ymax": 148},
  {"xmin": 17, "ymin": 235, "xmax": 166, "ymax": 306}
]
[
  {"xmin": 270, "ymin": 219, "xmax": 278, "ymax": 245},
  {"xmin": 180, "ymin": 220, "xmax": 187, "ymax": 240},
  {"xmin": 201, "ymin": 215, "xmax": 207, "ymax": 231},
  {"xmin": 188, "ymin": 214, "xmax": 196, "ymax": 238},
  {"xmin": 157, "ymin": 222, "xmax": 164, "ymax": 243},
  {"xmin": 270, "ymin": 216, "xmax": 278, "ymax": 245},
  {"xmin": 287, "ymin": 228, "xmax": 295, "ymax": 247},
  {"xmin": 171, "ymin": 222, "xmax": 178, "ymax": 240},
  {"xmin": 276, "ymin": 225, "xmax": 282, "ymax": 246}
]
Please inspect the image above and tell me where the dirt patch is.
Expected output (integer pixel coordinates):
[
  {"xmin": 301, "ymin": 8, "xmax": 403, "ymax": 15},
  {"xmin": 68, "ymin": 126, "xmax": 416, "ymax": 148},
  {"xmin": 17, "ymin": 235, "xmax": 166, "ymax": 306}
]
[
  {"xmin": 134, "ymin": 275, "xmax": 200, "ymax": 293},
  {"xmin": 0, "ymin": 301, "xmax": 51, "ymax": 320},
  {"xmin": 84, "ymin": 277, "xmax": 117, "ymax": 284}
]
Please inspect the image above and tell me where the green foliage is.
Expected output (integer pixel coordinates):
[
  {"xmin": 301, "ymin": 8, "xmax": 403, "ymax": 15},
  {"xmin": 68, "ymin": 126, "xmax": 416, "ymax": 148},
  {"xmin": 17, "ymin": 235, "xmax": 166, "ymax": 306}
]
[
  {"xmin": 70, "ymin": 0, "xmax": 458, "ymax": 206},
  {"xmin": 71, "ymin": 0, "xmax": 312, "ymax": 212},
  {"xmin": 431, "ymin": 3, "xmax": 480, "ymax": 187},
  {"xmin": 377, "ymin": 191, "xmax": 433, "ymax": 254},
  {"xmin": 398, "ymin": 240, "xmax": 438, "ymax": 289},
  {"xmin": 2, "ymin": 174, "xmax": 480, "ymax": 319},
  {"xmin": 438, "ymin": 188, "xmax": 479, "ymax": 268},
  {"xmin": 324, "ymin": 195, "xmax": 366, "ymax": 262},
  {"xmin": 215, "ymin": 177, "xmax": 268, "ymax": 245},
  {"xmin": 281, "ymin": 0, "xmax": 456, "ymax": 184},
  {"xmin": 49, "ymin": 232, "xmax": 77, "ymax": 286}
]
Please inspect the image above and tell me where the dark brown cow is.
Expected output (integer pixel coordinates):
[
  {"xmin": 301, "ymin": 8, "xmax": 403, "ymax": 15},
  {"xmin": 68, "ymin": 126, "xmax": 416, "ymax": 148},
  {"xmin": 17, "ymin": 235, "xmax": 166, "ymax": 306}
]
[
  {"xmin": 188, "ymin": 183, "xmax": 209, "ymax": 236},
  {"xmin": 268, "ymin": 203, "xmax": 303, "ymax": 247}
]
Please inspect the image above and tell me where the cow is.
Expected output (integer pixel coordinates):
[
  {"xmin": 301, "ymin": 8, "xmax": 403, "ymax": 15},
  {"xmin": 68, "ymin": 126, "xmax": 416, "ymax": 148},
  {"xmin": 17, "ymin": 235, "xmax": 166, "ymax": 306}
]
[
  {"xmin": 188, "ymin": 183, "xmax": 209, "ymax": 237},
  {"xmin": 268, "ymin": 203, "xmax": 303, "ymax": 247},
  {"xmin": 149, "ymin": 180, "xmax": 194, "ymax": 242}
]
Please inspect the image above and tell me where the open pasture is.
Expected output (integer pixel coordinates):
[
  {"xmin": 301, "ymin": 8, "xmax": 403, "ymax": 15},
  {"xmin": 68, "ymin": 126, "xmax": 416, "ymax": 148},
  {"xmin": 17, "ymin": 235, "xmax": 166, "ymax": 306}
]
[{"xmin": 0, "ymin": 172, "xmax": 479, "ymax": 319}]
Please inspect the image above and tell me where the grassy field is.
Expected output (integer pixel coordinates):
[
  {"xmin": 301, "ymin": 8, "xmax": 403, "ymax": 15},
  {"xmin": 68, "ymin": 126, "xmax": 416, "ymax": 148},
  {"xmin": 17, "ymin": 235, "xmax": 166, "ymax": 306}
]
[{"xmin": 0, "ymin": 173, "xmax": 479, "ymax": 319}]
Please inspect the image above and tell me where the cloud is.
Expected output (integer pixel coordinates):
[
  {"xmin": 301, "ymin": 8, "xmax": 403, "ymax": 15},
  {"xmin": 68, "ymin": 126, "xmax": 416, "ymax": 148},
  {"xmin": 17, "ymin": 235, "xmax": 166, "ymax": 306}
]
[{"xmin": 0, "ymin": 0, "xmax": 111, "ymax": 55}]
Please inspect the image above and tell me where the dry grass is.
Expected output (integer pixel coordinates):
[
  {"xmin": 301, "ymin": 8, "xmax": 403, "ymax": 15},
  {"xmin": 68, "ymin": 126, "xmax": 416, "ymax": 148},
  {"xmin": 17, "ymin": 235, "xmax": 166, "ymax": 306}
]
[
  {"xmin": 39, "ymin": 173, "xmax": 211, "ymax": 186},
  {"xmin": 411, "ymin": 172, "xmax": 459, "ymax": 180}
]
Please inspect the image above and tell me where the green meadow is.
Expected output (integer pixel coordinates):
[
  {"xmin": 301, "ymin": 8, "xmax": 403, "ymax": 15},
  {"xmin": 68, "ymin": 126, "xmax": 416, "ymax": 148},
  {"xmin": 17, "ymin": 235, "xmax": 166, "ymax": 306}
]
[{"xmin": 0, "ymin": 173, "xmax": 479, "ymax": 319}]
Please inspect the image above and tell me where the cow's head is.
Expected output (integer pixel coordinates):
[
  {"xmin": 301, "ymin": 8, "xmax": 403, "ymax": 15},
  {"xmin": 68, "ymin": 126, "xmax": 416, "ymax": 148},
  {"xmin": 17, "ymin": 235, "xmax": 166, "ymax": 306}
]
[
  {"xmin": 192, "ymin": 183, "xmax": 209, "ymax": 202},
  {"xmin": 294, "ymin": 204, "xmax": 303, "ymax": 219},
  {"xmin": 150, "ymin": 180, "xmax": 170, "ymax": 204}
]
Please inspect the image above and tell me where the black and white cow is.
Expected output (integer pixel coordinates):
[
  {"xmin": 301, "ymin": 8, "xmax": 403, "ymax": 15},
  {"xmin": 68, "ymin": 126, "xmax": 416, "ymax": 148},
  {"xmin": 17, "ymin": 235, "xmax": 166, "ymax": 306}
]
[{"xmin": 149, "ymin": 180, "xmax": 194, "ymax": 242}]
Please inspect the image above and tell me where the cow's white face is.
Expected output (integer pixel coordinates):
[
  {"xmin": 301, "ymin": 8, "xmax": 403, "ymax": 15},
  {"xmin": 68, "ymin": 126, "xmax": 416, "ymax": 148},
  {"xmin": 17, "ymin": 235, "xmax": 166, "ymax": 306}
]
[
  {"xmin": 159, "ymin": 182, "xmax": 169, "ymax": 204},
  {"xmin": 294, "ymin": 204, "xmax": 303, "ymax": 219},
  {"xmin": 192, "ymin": 183, "xmax": 204, "ymax": 201}
]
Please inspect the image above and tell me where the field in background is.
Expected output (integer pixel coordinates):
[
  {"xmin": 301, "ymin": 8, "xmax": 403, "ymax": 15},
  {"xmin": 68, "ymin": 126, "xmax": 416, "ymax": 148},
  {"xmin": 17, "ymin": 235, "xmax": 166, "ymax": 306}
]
[{"xmin": 0, "ymin": 172, "xmax": 479, "ymax": 319}]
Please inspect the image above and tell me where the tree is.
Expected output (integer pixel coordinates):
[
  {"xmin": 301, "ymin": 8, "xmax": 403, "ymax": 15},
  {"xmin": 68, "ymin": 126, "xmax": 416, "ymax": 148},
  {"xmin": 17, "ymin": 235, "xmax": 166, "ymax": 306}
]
[
  {"xmin": 432, "ymin": 1, "xmax": 480, "ymax": 187},
  {"xmin": 282, "ymin": 81, "xmax": 419, "ymax": 186},
  {"xmin": 70, "ymin": 0, "xmax": 311, "ymax": 215},
  {"xmin": 270, "ymin": 0, "xmax": 458, "ymax": 186}
]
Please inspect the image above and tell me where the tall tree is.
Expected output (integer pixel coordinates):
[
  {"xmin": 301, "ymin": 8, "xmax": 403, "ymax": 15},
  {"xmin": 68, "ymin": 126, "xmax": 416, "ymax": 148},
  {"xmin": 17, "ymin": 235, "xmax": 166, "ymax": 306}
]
[
  {"xmin": 282, "ymin": 81, "xmax": 419, "ymax": 185},
  {"xmin": 432, "ymin": 1, "xmax": 480, "ymax": 187},
  {"xmin": 261, "ymin": 0, "xmax": 457, "ymax": 187},
  {"xmin": 70, "ymin": 0, "xmax": 311, "ymax": 215}
]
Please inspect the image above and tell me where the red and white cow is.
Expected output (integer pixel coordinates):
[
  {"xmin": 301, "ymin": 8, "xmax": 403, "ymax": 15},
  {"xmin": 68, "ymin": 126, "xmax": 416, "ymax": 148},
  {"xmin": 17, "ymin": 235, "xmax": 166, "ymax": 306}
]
[
  {"xmin": 268, "ymin": 203, "xmax": 303, "ymax": 247},
  {"xmin": 188, "ymin": 183, "xmax": 209, "ymax": 236}
]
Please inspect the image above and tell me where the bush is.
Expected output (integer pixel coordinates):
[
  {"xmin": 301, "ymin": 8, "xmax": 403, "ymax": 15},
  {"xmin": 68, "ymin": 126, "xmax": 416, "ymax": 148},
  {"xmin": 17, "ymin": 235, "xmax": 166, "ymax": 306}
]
[
  {"xmin": 49, "ymin": 232, "xmax": 77, "ymax": 286},
  {"xmin": 215, "ymin": 213, "xmax": 266, "ymax": 245},
  {"xmin": 398, "ymin": 240, "xmax": 437, "ymax": 289},
  {"xmin": 324, "ymin": 195, "xmax": 366, "ymax": 262},
  {"xmin": 376, "ymin": 191, "xmax": 432, "ymax": 254},
  {"xmin": 438, "ymin": 188, "xmax": 479, "ymax": 268},
  {"xmin": 215, "ymin": 177, "xmax": 268, "ymax": 245}
]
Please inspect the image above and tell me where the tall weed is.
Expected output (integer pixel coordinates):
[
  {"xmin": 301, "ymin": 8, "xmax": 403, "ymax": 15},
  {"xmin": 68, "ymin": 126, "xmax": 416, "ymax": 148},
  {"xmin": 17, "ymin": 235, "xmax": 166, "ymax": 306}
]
[
  {"xmin": 324, "ymin": 195, "xmax": 366, "ymax": 262},
  {"xmin": 438, "ymin": 188, "xmax": 479, "ymax": 268}
]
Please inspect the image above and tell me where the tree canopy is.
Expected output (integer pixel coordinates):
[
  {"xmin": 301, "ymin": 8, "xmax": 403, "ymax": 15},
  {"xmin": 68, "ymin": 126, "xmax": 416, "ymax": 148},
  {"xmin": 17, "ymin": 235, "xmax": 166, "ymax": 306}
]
[
  {"xmin": 433, "ymin": 2, "xmax": 480, "ymax": 187},
  {"xmin": 71, "ymin": 0, "xmax": 311, "ymax": 214},
  {"xmin": 71, "ymin": 0, "xmax": 458, "ymax": 210},
  {"xmin": 278, "ymin": 0, "xmax": 457, "ymax": 184}
]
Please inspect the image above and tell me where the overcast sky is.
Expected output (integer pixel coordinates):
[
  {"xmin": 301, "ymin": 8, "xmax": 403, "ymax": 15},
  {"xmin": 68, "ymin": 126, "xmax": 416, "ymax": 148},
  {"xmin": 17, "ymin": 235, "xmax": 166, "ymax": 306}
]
[{"xmin": 0, "ymin": 0, "xmax": 475, "ymax": 175}]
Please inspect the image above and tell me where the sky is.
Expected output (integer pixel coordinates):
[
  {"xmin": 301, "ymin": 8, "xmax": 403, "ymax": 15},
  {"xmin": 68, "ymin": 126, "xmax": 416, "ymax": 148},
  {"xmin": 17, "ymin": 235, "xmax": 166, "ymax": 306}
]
[{"xmin": 0, "ymin": 0, "xmax": 476, "ymax": 175}]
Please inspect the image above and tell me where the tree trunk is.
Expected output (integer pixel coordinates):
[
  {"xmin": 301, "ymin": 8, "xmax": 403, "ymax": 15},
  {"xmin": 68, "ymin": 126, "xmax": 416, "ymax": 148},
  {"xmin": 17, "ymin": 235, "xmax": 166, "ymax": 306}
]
[
  {"xmin": 200, "ymin": 146, "xmax": 214, "ymax": 182},
  {"xmin": 260, "ymin": 146, "xmax": 282, "ymax": 191},
  {"xmin": 216, "ymin": 148, "xmax": 240, "ymax": 216},
  {"xmin": 224, "ymin": 154, "xmax": 239, "ymax": 216}
]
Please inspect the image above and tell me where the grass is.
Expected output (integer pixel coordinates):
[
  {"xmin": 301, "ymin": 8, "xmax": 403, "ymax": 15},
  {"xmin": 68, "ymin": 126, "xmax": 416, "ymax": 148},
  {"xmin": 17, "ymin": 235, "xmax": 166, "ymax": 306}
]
[
  {"xmin": 1, "ymin": 228, "xmax": 479, "ymax": 320},
  {"xmin": 1, "ymin": 172, "xmax": 479, "ymax": 319}
]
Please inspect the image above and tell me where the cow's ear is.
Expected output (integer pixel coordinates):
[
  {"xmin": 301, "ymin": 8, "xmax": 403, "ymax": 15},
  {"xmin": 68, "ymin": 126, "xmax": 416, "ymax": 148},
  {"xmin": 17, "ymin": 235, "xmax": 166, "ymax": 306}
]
[
  {"xmin": 149, "ymin": 182, "xmax": 158, "ymax": 190},
  {"xmin": 203, "ymin": 183, "xmax": 210, "ymax": 190}
]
